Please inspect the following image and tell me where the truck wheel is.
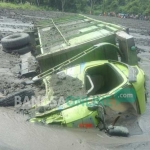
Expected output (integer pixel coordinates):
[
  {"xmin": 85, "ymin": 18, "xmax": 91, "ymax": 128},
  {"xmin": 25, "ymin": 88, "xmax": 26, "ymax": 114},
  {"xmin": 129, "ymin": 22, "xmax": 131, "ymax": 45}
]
[
  {"xmin": 0, "ymin": 89, "xmax": 34, "ymax": 107},
  {"xmin": 3, "ymin": 45, "xmax": 32, "ymax": 55},
  {"xmin": 1, "ymin": 33, "xmax": 30, "ymax": 49}
]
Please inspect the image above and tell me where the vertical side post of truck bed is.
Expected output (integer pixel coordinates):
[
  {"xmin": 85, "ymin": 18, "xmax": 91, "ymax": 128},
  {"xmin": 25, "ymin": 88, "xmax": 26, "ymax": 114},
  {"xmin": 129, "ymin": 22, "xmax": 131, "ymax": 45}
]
[{"xmin": 116, "ymin": 31, "xmax": 138, "ymax": 65}]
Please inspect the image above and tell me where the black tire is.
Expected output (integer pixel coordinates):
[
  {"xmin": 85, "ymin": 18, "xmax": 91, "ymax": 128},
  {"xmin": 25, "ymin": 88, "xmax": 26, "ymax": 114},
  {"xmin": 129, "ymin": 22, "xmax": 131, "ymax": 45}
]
[
  {"xmin": 1, "ymin": 33, "xmax": 30, "ymax": 49},
  {"xmin": 0, "ymin": 89, "xmax": 34, "ymax": 107},
  {"xmin": 3, "ymin": 45, "xmax": 32, "ymax": 55}
]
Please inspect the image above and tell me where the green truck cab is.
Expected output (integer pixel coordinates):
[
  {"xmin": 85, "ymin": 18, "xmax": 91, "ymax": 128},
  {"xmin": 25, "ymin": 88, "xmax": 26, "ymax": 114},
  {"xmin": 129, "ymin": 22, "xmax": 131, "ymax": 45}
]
[{"xmin": 30, "ymin": 14, "xmax": 146, "ymax": 131}]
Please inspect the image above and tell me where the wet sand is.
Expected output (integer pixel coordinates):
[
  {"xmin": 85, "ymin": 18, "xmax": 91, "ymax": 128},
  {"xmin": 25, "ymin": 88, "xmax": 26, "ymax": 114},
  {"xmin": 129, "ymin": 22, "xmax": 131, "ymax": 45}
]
[{"xmin": 0, "ymin": 9, "xmax": 150, "ymax": 150}]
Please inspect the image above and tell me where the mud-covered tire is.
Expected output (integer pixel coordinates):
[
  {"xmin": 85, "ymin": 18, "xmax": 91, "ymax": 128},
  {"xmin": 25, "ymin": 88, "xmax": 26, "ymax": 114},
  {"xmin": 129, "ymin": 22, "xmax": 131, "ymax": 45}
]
[
  {"xmin": 3, "ymin": 45, "xmax": 32, "ymax": 55},
  {"xmin": 1, "ymin": 33, "xmax": 30, "ymax": 49},
  {"xmin": 0, "ymin": 89, "xmax": 34, "ymax": 107}
]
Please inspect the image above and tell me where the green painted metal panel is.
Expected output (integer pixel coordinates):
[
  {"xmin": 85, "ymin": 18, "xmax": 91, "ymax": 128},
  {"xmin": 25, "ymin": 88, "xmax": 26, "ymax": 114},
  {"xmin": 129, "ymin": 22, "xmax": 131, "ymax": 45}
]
[
  {"xmin": 36, "ymin": 14, "xmax": 125, "ymax": 71},
  {"xmin": 79, "ymin": 26, "xmax": 98, "ymax": 33},
  {"xmin": 39, "ymin": 35, "xmax": 117, "ymax": 71}
]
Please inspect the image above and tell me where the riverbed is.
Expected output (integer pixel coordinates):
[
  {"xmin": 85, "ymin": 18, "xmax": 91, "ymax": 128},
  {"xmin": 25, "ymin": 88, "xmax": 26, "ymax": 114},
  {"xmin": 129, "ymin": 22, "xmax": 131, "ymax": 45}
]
[{"xmin": 0, "ymin": 9, "xmax": 150, "ymax": 150}]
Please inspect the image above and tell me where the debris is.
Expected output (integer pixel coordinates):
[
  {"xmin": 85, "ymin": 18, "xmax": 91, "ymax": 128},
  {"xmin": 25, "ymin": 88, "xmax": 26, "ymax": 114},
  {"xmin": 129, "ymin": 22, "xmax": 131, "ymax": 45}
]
[{"xmin": 0, "ymin": 89, "xmax": 34, "ymax": 107}]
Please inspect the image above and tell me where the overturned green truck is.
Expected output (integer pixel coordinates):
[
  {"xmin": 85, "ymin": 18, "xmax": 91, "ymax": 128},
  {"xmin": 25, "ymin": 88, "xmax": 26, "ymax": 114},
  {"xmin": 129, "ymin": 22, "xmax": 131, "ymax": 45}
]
[{"xmin": 30, "ymin": 14, "xmax": 146, "ymax": 135}]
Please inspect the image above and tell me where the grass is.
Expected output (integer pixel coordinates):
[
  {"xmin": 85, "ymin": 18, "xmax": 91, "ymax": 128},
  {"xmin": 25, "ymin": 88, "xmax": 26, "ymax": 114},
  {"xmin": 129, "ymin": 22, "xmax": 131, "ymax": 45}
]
[{"xmin": 0, "ymin": 2, "xmax": 51, "ymax": 11}]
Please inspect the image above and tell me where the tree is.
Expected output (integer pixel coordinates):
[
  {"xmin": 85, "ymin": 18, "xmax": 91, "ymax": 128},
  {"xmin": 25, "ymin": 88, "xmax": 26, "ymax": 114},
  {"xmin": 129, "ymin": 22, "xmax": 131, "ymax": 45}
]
[
  {"xmin": 61, "ymin": 0, "xmax": 66, "ymax": 12},
  {"xmin": 87, "ymin": 0, "xmax": 97, "ymax": 14},
  {"xmin": 110, "ymin": 0, "xmax": 118, "ymax": 11},
  {"xmin": 1, "ymin": 0, "xmax": 150, "ymax": 15},
  {"xmin": 36, "ymin": 0, "xmax": 39, "ymax": 6}
]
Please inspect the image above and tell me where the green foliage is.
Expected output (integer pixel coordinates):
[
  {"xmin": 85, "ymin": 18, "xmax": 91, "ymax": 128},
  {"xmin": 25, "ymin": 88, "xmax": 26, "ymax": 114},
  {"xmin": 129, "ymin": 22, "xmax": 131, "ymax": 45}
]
[
  {"xmin": 0, "ymin": 2, "xmax": 43, "ymax": 10},
  {"xmin": 0, "ymin": 0, "xmax": 150, "ymax": 15}
]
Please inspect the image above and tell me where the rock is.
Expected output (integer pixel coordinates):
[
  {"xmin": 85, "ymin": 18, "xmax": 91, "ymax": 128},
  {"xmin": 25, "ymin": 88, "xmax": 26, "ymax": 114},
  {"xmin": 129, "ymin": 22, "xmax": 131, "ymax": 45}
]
[
  {"xmin": 0, "ymin": 92, "xmax": 5, "ymax": 98},
  {"xmin": 0, "ymin": 32, "xmax": 3, "ymax": 41},
  {"xmin": 10, "ymin": 12, "xmax": 16, "ymax": 16},
  {"xmin": 57, "ymin": 72, "xmax": 66, "ymax": 80},
  {"xmin": 20, "ymin": 84, "xmax": 25, "ymax": 89},
  {"xmin": 3, "ymin": 89, "xmax": 9, "ymax": 96},
  {"xmin": 38, "ymin": 90, "xmax": 45, "ymax": 95}
]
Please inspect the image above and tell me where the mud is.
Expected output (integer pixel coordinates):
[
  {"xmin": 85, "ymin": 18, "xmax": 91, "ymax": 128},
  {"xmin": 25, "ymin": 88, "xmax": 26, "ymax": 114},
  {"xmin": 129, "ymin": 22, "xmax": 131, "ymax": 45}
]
[
  {"xmin": 0, "ymin": 9, "xmax": 150, "ymax": 150},
  {"xmin": 0, "ymin": 16, "xmax": 33, "ymax": 39},
  {"xmin": 0, "ymin": 8, "xmax": 74, "ymax": 23},
  {"xmin": 50, "ymin": 73, "xmax": 86, "ymax": 101},
  {"xmin": 0, "ymin": 45, "xmax": 45, "ymax": 98}
]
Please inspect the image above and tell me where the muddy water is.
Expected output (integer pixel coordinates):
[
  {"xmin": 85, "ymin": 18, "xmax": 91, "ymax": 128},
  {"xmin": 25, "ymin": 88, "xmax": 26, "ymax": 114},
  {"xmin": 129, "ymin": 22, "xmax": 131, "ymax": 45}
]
[
  {"xmin": 0, "ymin": 108, "xmax": 90, "ymax": 150},
  {"xmin": 0, "ymin": 12, "xmax": 150, "ymax": 149},
  {"xmin": 0, "ymin": 107, "xmax": 150, "ymax": 150}
]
